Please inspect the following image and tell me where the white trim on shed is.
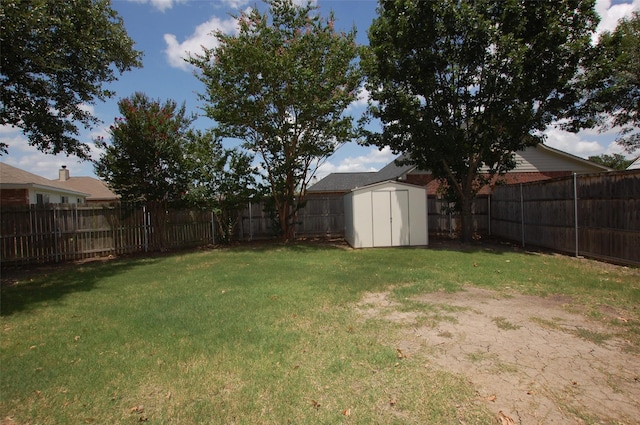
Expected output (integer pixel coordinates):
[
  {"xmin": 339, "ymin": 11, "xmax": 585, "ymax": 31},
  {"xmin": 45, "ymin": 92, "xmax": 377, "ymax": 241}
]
[{"xmin": 344, "ymin": 181, "xmax": 428, "ymax": 248}]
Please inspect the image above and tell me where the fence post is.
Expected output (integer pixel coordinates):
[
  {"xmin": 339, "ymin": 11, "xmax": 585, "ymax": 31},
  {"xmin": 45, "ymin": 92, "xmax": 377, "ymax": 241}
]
[
  {"xmin": 54, "ymin": 205, "xmax": 60, "ymax": 262},
  {"xmin": 488, "ymin": 195, "xmax": 491, "ymax": 236},
  {"xmin": 211, "ymin": 211, "xmax": 216, "ymax": 245},
  {"xmin": 520, "ymin": 183, "xmax": 525, "ymax": 247},
  {"xmin": 574, "ymin": 173, "xmax": 579, "ymax": 257},
  {"xmin": 425, "ymin": 191, "xmax": 429, "ymax": 246},
  {"xmin": 143, "ymin": 205, "xmax": 149, "ymax": 253},
  {"xmin": 249, "ymin": 201, "xmax": 253, "ymax": 241}
]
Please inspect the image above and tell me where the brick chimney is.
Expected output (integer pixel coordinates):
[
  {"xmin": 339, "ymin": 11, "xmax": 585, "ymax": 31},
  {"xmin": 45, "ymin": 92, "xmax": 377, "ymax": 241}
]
[{"xmin": 59, "ymin": 165, "xmax": 70, "ymax": 181}]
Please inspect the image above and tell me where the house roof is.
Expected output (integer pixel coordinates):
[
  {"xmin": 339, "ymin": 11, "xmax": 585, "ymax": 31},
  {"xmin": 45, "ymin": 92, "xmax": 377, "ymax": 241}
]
[
  {"xmin": 309, "ymin": 144, "xmax": 611, "ymax": 194},
  {"xmin": 0, "ymin": 162, "xmax": 88, "ymax": 197},
  {"xmin": 308, "ymin": 172, "xmax": 378, "ymax": 192},
  {"xmin": 374, "ymin": 154, "xmax": 417, "ymax": 181},
  {"xmin": 308, "ymin": 155, "xmax": 416, "ymax": 193},
  {"xmin": 60, "ymin": 177, "xmax": 118, "ymax": 201},
  {"xmin": 628, "ymin": 156, "xmax": 640, "ymax": 170},
  {"xmin": 349, "ymin": 179, "xmax": 426, "ymax": 194},
  {"xmin": 531, "ymin": 144, "xmax": 612, "ymax": 172},
  {"xmin": 0, "ymin": 162, "xmax": 118, "ymax": 200}
]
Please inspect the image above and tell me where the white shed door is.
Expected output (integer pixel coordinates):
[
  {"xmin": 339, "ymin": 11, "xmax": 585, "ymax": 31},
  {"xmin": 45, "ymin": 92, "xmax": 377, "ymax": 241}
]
[{"xmin": 371, "ymin": 190, "xmax": 409, "ymax": 247}]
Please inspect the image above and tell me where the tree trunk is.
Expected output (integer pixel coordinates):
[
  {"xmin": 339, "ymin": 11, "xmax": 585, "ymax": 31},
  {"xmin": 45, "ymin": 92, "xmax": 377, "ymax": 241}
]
[
  {"xmin": 459, "ymin": 194, "xmax": 474, "ymax": 243},
  {"xmin": 278, "ymin": 201, "xmax": 295, "ymax": 242}
]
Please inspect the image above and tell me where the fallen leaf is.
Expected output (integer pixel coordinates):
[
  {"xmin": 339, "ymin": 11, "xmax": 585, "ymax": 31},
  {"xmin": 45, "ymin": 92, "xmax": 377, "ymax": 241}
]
[
  {"xmin": 498, "ymin": 410, "xmax": 516, "ymax": 425},
  {"xmin": 138, "ymin": 415, "xmax": 148, "ymax": 422},
  {"xmin": 396, "ymin": 348, "xmax": 404, "ymax": 359},
  {"xmin": 130, "ymin": 405, "xmax": 144, "ymax": 414},
  {"xmin": 618, "ymin": 317, "xmax": 629, "ymax": 323},
  {"xmin": 311, "ymin": 399, "xmax": 321, "ymax": 409},
  {"xmin": 389, "ymin": 397, "xmax": 397, "ymax": 407},
  {"xmin": 473, "ymin": 262, "xmax": 479, "ymax": 267},
  {"xmin": 29, "ymin": 345, "xmax": 37, "ymax": 350},
  {"xmin": 486, "ymin": 395, "xmax": 496, "ymax": 402},
  {"xmin": 74, "ymin": 336, "xmax": 80, "ymax": 342},
  {"xmin": 342, "ymin": 408, "xmax": 351, "ymax": 416}
]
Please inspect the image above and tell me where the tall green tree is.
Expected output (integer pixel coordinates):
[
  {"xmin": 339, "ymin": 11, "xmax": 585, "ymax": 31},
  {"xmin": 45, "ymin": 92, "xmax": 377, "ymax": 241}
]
[
  {"xmin": 0, "ymin": 0, "xmax": 142, "ymax": 158},
  {"xmin": 95, "ymin": 92, "xmax": 194, "ymax": 204},
  {"xmin": 362, "ymin": 0, "xmax": 598, "ymax": 242},
  {"xmin": 587, "ymin": 153, "xmax": 633, "ymax": 170},
  {"xmin": 566, "ymin": 12, "xmax": 640, "ymax": 152},
  {"xmin": 95, "ymin": 93, "xmax": 194, "ymax": 249},
  {"xmin": 185, "ymin": 130, "xmax": 261, "ymax": 244},
  {"xmin": 189, "ymin": 0, "xmax": 362, "ymax": 241}
]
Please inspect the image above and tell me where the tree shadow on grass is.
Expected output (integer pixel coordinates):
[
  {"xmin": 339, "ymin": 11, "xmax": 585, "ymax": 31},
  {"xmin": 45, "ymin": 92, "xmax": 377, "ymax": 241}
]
[{"xmin": 0, "ymin": 256, "xmax": 162, "ymax": 317}]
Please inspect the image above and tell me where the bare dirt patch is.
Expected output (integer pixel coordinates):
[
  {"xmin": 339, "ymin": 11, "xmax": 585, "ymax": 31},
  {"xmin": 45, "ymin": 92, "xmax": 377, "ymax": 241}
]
[{"xmin": 357, "ymin": 287, "xmax": 640, "ymax": 424}]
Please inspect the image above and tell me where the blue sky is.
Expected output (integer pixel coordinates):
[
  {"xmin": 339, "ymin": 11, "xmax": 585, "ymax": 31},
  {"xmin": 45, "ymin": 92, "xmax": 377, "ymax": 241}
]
[{"xmin": 1, "ymin": 0, "xmax": 639, "ymax": 180}]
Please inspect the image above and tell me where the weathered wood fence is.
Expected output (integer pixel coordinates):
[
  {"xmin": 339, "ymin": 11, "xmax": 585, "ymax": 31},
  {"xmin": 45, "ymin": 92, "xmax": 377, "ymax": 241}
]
[
  {"xmin": 237, "ymin": 195, "xmax": 345, "ymax": 240},
  {"xmin": 2, "ymin": 171, "xmax": 638, "ymax": 265},
  {"xmin": 0, "ymin": 204, "xmax": 216, "ymax": 264},
  {"xmin": 0, "ymin": 196, "xmax": 346, "ymax": 265},
  {"xmin": 490, "ymin": 170, "xmax": 640, "ymax": 265}
]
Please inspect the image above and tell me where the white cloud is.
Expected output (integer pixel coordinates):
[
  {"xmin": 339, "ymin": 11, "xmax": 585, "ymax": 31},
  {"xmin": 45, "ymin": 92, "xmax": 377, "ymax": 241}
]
[
  {"xmin": 164, "ymin": 14, "xmax": 240, "ymax": 71},
  {"xmin": 1, "ymin": 125, "xmax": 99, "ymax": 179},
  {"xmin": 346, "ymin": 86, "xmax": 370, "ymax": 112},
  {"xmin": 543, "ymin": 126, "xmax": 610, "ymax": 157},
  {"xmin": 315, "ymin": 146, "xmax": 396, "ymax": 179},
  {"xmin": 219, "ymin": 0, "xmax": 252, "ymax": 8},
  {"xmin": 292, "ymin": 0, "xmax": 318, "ymax": 6},
  {"xmin": 125, "ymin": 0, "xmax": 188, "ymax": 12},
  {"xmin": 595, "ymin": 0, "xmax": 640, "ymax": 38}
]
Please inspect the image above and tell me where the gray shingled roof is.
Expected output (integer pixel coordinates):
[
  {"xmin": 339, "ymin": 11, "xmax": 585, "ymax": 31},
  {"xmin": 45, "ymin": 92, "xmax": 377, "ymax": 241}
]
[
  {"xmin": 308, "ymin": 155, "xmax": 415, "ymax": 193},
  {"xmin": 373, "ymin": 154, "xmax": 416, "ymax": 181},
  {"xmin": 307, "ymin": 172, "xmax": 377, "ymax": 192}
]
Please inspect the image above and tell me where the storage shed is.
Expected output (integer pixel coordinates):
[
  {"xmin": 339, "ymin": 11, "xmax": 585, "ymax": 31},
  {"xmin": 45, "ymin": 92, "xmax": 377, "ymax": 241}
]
[{"xmin": 344, "ymin": 181, "xmax": 428, "ymax": 248}]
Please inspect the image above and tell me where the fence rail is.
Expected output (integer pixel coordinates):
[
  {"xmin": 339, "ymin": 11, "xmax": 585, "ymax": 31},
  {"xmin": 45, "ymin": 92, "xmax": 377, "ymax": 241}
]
[{"xmin": 490, "ymin": 170, "xmax": 640, "ymax": 265}]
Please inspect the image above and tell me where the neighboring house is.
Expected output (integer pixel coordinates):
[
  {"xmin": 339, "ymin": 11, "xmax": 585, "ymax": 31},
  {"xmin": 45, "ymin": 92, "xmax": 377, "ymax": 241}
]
[
  {"xmin": 628, "ymin": 156, "xmax": 640, "ymax": 170},
  {"xmin": 309, "ymin": 144, "xmax": 612, "ymax": 196},
  {"xmin": 54, "ymin": 165, "xmax": 119, "ymax": 204},
  {"xmin": 0, "ymin": 163, "xmax": 118, "ymax": 206}
]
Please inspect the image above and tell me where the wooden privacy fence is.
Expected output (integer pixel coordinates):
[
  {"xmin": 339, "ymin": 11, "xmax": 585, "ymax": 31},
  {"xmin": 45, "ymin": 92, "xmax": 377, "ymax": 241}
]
[
  {"xmin": 1, "ymin": 204, "xmax": 215, "ymax": 264},
  {"xmin": 3, "ymin": 171, "xmax": 638, "ymax": 265},
  {"xmin": 428, "ymin": 196, "xmax": 489, "ymax": 236},
  {"xmin": 490, "ymin": 170, "xmax": 640, "ymax": 265},
  {"xmin": 0, "ymin": 196, "xmax": 346, "ymax": 265},
  {"xmin": 237, "ymin": 195, "xmax": 345, "ymax": 240}
]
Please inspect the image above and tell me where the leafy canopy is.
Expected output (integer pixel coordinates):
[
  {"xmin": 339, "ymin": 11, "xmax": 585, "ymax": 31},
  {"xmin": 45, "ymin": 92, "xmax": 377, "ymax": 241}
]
[
  {"xmin": 566, "ymin": 12, "xmax": 640, "ymax": 152},
  {"xmin": 189, "ymin": 0, "xmax": 362, "ymax": 240},
  {"xmin": 95, "ymin": 92, "xmax": 194, "ymax": 204},
  {"xmin": 362, "ymin": 0, "xmax": 598, "ymax": 241},
  {"xmin": 184, "ymin": 130, "xmax": 261, "ymax": 244},
  {"xmin": 587, "ymin": 153, "xmax": 633, "ymax": 170},
  {"xmin": 0, "ymin": 0, "xmax": 142, "ymax": 158}
]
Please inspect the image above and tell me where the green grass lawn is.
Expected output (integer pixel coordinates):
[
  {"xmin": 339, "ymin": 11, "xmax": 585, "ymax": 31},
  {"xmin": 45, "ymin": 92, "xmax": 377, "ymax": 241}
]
[{"xmin": 2, "ymin": 242, "xmax": 639, "ymax": 424}]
